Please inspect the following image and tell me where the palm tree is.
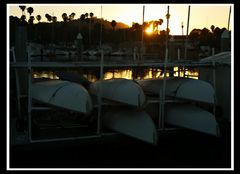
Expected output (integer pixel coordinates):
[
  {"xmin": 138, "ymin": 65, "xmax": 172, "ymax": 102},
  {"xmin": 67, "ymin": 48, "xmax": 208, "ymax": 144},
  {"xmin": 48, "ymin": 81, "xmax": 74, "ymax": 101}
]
[
  {"xmin": 111, "ymin": 20, "xmax": 117, "ymax": 30},
  {"xmin": 52, "ymin": 16, "xmax": 57, "ymax": 23},
  {"xmin": 28, "ymin": 16, "xmax": 35, "ymax": 24},
  {"xmin": 90, "ymin": 12, "xmax": 94, "ymax": 18},
  {"xmin": 69, "ymin": 12, "xmax": 75, "ymax": 21},
  {"xmin": 80, "ymin": 14, "xmax": 85, "ymax": 21},
  {"xmin": 159, "ymin": 18, "xmax": 163, "ymax": 25},
  {"xmin": 62, "ymin": 13, "xmax": 68, "ymax": 22},
  {"xmin": 19, "ymin": 15, "xmax": 27, "ymax": 25},
  {"xmin": 210, "ymin": 25, "xmax": 215, "ymax": 33},
  {"xmin": 19, "ymin": 6, "xmax": 26, "ymax": 15},
  {"xmin": 151, "ymin": 21, "xmax": 159, "ymax": 34},
  {"xmin": 45, "ymin": 14, "xmax": 52, "ymax": 22},
  {"xmin": 36, "ymin": 15, "xmax": 41, "ymax": 23},
  {"xmin": 27, "ymin": 7, "xmax": 34, "ymax": 16},
  {"xmin": 150, "ymin": 19, "xmax": 162, "ymax": 34}
]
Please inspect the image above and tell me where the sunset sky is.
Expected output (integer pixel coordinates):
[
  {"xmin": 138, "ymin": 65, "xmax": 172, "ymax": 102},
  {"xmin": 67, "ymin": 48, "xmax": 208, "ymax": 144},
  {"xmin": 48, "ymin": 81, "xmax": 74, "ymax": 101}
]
[{"xmin": 8, "ymin": 4, "xmax": 233, "ymax": 35}]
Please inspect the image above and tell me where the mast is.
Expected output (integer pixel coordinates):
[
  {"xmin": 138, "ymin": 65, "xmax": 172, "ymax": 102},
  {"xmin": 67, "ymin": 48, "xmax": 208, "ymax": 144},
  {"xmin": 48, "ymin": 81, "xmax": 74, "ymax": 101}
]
[
  {"xmin": 227, "ymin": 6, "xmax": 231, "ymax": 31},
  {"xmin": 184, "ymin": 5, "xmax": 191, "ymax": 59},
  {"xmin": 160, "ymin": 5, "xmax": 170, "ymax": 130},
  {"xmin": 141, "ymin": 5, "xmax": 145, "ymax": 62},
  {"xmin": 97, "ymin": 5, "xmax": 103, "ymax": 135},
  {"xmin": 99, "ymin": 5, "xmax": 103, "ymax": 49}
]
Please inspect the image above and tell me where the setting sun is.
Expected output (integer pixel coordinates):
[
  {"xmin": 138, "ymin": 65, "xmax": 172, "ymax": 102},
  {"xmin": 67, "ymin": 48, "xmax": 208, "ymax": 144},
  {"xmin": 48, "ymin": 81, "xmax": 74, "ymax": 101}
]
[{"xmin": 145, "ymin": 23, "xmax": 153, "ymax": 34}]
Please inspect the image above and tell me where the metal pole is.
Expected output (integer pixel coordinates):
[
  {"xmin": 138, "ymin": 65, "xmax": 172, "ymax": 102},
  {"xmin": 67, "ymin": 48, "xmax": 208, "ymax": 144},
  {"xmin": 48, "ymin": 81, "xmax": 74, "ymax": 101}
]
[
  {"xmin": 228, "ymin": 6, "xmax": 231, "ymax": 31},
  {"xmin": 89, "ymin": 17, "xmax": 91, "ymax": 47},
  {"xmin": 27, "ymin": 47, "xmax": 32, "ymax": 142},
  {"xmin": 99, "ymin": 6, "xmax": 103, "ymax": 49},
  {"xmin": 97, "ymin": 5, "xmax": 103, "ymax": 135},
  {"xmin": 178, "ymin": 48, "xmax": 180, "ymax": 60},
  {"xmin": 11, "ymin": 48, "xmax": 22, "ymax": 119},
  {"xmin": 212, "ymin": 61, "xmax": 216, "ymax": 120},
  {"xmin": 159, "ymin": 6, "xmax": 170, "ymax": 130},
  {"xmin": 30, "ymin": 134, "xmax": 102, "ymax": 143},
  {"xmin": 212, "ymin": 48, "xmax": 215, "ymax": 56},
  {"xmin": 160, "ymin": 48, "xmax": 168, "ymax": 129},
  {"xmin": 141, "ymin": 5, "xmax": 145, "ymax": 62},
  {"xmin": 184, "ymin": 5, "xmax": 191, "ymax": 59}
]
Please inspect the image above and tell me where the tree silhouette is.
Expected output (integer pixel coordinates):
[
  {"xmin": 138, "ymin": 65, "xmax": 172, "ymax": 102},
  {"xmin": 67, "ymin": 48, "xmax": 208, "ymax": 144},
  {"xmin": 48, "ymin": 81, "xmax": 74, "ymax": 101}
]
[
  {"xmin": 69, "ymin": 13, "xmax": 75, "ymax": 21},
  {"xmin": 19, "ymin": 15, "xmax": 27, "ymax": 25},
  {"xmin": 27, "ymin": 7, "xmax": 34, "ymax": 16},
  {"xmin": 45, "ymin": 14, "xmax": 52, "ymax": 22},
  {"xmin": 36, "ymin": 15, "xmax": 41, "ymax": 23},
  {"xmin": 28, "ymin": 16, "xmax": 35, "ymax": 24},
  {"xmin": 80, "ymin": 14, "xmax": 85, "ymax": 21},
  {"xmin": 159, "ymin": 19, "xmax": 163, "ymax": 25},
  {"xmin": 90, "ymin": 12, "xmax": 94, "ymax": 18},
  {"xmin": 210, "ymin": 25, "xmax": 215, "ymax": 33},
  {"xmin": 19, "ymin": 6, "xmax": 26, "ymax": 15},
  {"xmin": 52, "ymin": 16, "xmax": 57, "ymax": 23},
  {"xmin": 62, "ymin": 13, "xmax": 68, "ymax": 22},
  {"xmin": 111, "ymin": 20, "xmax": 117, "ymax": 30},
  {"xmin": 20, "ymin": 15, "xmax": 26, "ymax": 22}
]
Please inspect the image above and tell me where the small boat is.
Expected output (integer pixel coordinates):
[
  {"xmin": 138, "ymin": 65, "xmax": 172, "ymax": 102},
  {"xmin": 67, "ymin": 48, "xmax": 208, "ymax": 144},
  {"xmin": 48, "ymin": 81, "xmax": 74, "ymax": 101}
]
[
  {"xmin": 136, "ymin": 77, "xmax": 215, "ymax": 104},
  {"xmin": 89, "ymin": 78, "xmax": 146, "ymax": 107},
  {"xmin": 165, "ymin": 104, "xmax": 220, "ymax": 136},
  {"xmin": 102, "ymin": 108, "xmax": 158, "ymax": 145},
  {"xmin": 31, "ymin": 80, "xmax": 93, "ymax": 114}
]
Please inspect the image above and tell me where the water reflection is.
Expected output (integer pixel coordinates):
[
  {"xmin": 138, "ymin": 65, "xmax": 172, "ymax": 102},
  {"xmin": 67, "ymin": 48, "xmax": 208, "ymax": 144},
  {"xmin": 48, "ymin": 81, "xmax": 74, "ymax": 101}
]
[
  {"xmin": 33, "ymin": 71, "xmax": 59, "ymax": 79},
  {"xmin": 33, "ymin": 66, "xmax": 198, "ymax": 82}
]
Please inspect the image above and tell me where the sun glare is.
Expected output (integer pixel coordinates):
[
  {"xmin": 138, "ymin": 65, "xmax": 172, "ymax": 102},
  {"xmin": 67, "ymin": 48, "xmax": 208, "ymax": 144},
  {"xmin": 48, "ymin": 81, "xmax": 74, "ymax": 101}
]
[{"xmin": 145, "ymin": 23, "xmax": 153, "ymax": 34}]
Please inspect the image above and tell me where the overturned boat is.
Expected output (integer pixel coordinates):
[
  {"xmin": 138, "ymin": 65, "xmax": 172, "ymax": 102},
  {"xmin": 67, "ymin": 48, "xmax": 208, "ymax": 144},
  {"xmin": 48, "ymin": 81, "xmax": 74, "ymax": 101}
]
[
  {"xmin": 102, "ymin": 108, "xmax": 158, "ymax": 145},
  {"xmin": 136, "ymin": 77, "xmax": 215, "ymax": 104},
  {"xmin": 90, "ymin": 78, "xmax": 146, "ymax": 107},
  {"xmin": 31, "ymin": 80, "xmax": 93, "ymax": 115},
  {"xmin": 164, "ymin": 104, "xmax": 220, "ymax": 136}
]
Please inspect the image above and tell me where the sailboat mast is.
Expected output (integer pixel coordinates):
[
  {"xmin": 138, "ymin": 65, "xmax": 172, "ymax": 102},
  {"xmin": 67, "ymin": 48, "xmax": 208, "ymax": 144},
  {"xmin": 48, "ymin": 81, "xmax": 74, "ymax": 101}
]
[
  {"xmin": 99, "ymin": 5, "xmax": 103, "ymax": 49},
  {"xmin": 141, "ymin": 5, "xmax": 145, "ymax": 62},
  {"xmin": 160, "ymin": 5, "xmax": 170, "ymax": 130},
  {"xmin": 227, "ymin": 6, "xmax": 231, "ymax": 31},
  {"xmin": 97, "ymin": 5, "xmax": 103, "ymax": 135},
  {"xmin": 184, "ymin": 5, "xmax": 191, "ymax": 59}
]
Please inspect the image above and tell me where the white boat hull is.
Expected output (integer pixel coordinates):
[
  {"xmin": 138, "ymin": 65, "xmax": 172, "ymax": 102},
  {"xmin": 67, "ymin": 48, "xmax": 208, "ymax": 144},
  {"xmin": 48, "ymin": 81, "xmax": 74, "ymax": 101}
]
[
  {"xmin": 90, "ymin": 78, "xmax": 146, "ymax": 107},
  {"xmin": 103, "ymin": 108, "xmax": 158, "ymax": 144},
  {"xmin": 32, "ymin": 80, "xmax": 93, "ymax": 114},
  {"xmin": 137, "ymin": 77, "xmax": 215, "ymax": 104},
  {"xmin": 165, "ymin": 104, "xmax": 220, "ymax": 136}
]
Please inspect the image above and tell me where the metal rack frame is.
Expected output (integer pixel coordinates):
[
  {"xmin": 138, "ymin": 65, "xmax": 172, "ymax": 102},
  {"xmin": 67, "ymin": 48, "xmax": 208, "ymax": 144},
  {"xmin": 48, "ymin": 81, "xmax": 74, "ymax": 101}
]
[{"xmin": 10, "ymin": 48, "xmax": 217, "ymax": 144}]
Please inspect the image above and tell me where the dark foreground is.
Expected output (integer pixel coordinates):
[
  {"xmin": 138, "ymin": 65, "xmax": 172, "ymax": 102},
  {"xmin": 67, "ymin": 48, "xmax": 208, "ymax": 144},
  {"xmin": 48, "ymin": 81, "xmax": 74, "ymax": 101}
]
[{"xmin": 10, "ymin": 127, "xmax": 231, "ymax": 169}]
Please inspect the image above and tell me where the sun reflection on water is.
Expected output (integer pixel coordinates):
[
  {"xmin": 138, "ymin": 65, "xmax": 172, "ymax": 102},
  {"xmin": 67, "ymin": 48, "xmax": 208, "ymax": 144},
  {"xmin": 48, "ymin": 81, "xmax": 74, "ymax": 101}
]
[{"xmin": 32, "ymin": 67, "xmax": 198, "ymax": 81}]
